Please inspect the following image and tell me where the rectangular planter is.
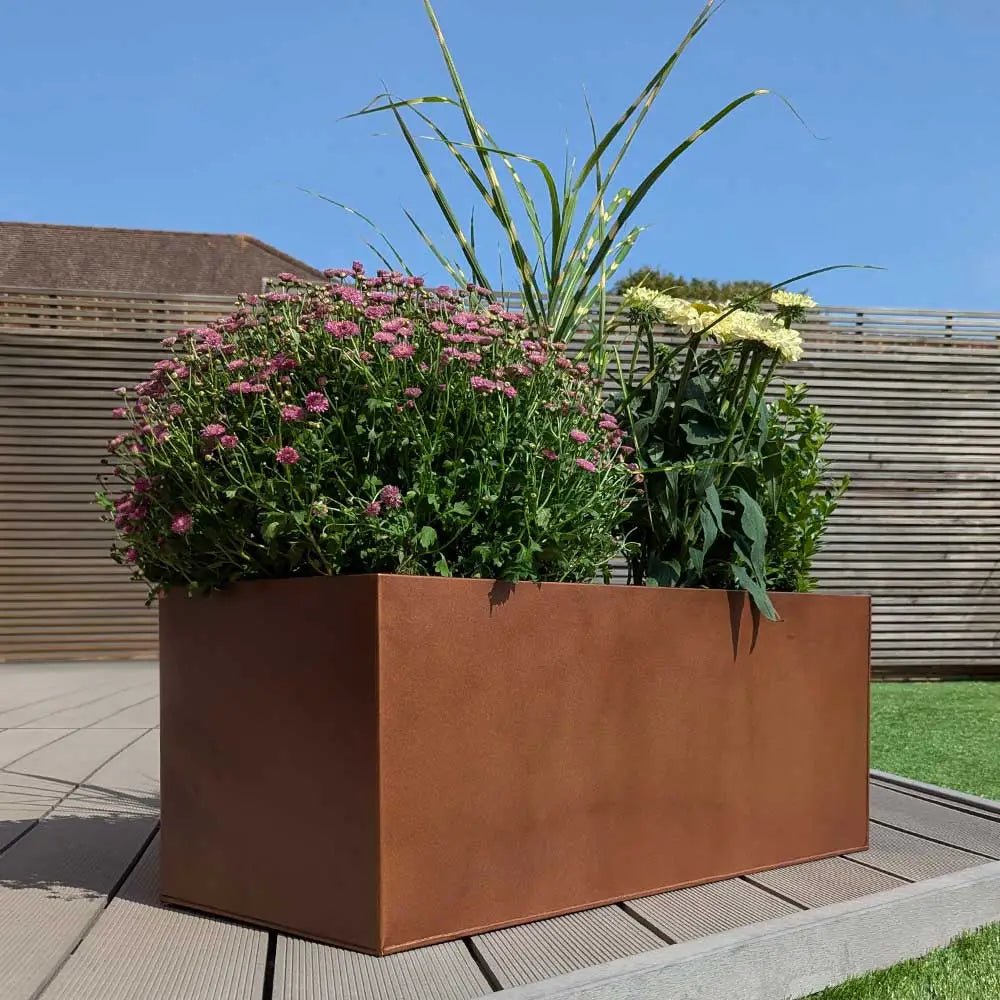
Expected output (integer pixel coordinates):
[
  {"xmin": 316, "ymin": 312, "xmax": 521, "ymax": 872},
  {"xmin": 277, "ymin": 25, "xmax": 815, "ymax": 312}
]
[{"xmin": 159, "ymin": 575, "xmax": 870, "ymax": 955}]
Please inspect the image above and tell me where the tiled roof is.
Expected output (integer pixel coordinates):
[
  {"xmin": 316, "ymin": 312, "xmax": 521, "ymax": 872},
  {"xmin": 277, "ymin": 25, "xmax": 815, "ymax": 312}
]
[{"xmin": 0, "ymin": 221, "xmax": 323, "ymax": 296}]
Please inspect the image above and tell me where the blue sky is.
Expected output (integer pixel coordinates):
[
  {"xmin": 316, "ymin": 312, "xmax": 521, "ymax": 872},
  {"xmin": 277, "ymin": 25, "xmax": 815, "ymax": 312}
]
[{"xmin": 1, "ymin": 1, "xmax": 996, "ymax": 310}]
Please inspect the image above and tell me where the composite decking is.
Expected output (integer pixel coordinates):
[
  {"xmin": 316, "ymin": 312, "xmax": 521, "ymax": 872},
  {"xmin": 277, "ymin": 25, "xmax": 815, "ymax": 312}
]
[{"xmin": 0, "ymin": 661, "xmax": 998, "ymax": 1000}]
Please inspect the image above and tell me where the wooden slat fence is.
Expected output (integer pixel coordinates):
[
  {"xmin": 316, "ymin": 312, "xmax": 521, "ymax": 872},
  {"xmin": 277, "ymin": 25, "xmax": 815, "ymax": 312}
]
[{"xmin": 1, "ymin": 287, "xmax": 998, "ymax": 677}]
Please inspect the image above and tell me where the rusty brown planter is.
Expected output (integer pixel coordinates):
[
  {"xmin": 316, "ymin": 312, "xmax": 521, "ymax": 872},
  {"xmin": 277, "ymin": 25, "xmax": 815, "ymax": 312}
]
[{"xmin": 159, "ymin": 575, "xmax": 870, "ymax": 955}]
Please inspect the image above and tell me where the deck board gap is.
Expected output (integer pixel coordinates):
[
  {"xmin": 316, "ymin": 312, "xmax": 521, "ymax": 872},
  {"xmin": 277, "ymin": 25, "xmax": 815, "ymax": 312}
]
[
  {"xmin": 617, "ymin": 902, "xmax": 677, "ymax": 945},
  {"xmin": 870, "ymin": 818, "xmax": 1000, "ymax": 861},
  {"xmin": 839, "ymin": 853, "xmax": 917, "ymax": 883},
  {"xmin": 463, "ymin": 937, "xmax": 504, "ymax": 993},
  {"xmin": 740, "ymin": 875, "xmax": 810, "ymax": 911}
]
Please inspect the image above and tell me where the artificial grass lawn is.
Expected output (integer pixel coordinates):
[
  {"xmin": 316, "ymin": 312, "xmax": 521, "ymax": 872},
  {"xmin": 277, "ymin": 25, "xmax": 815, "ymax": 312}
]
[
  {"xmin": 808, "ymin": 681, "xmax": 1000, "ymax": 999},
  {"xmin": 869, "ymin": 681, "xmax": 1000, "ymax": 800}
]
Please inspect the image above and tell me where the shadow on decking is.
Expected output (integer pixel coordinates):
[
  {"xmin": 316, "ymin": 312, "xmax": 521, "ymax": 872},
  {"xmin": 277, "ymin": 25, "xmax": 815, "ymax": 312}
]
[{"xmin": 0, "ymin": 776, "xmax": 159, "ymax": 901}]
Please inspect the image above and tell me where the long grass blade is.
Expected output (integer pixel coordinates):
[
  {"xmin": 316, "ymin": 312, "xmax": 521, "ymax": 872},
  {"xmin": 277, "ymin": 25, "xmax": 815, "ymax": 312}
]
[
  {"xmin": 297, "ymin": 186, "xmax": 409, "ymax": 271},
  {"xmin": 420, "ymin": 0, "xmax": 543, "ymax": 320},
  {"xmin": 403, "ymin": 208, "xmax": 469, "ymax": 286},
  {"xmin": 574, "ymin": 90, "xmax": 769, "ymax": 304},
  {"xmin": 384, "ymin": 101, "xmax": 492, "ymax": 289}
]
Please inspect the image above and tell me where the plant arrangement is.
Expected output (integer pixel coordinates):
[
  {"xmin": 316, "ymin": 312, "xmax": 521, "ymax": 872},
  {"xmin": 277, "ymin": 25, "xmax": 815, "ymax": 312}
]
[
  {"xmin": 611, "ymin": 286, "xmax": 846, "ymax": 616},
  {"xmin": 98, "ymin": 270, "xmax": 636, "ymax": 596},
  {"xmin": 98, "ymin": 0, "xmax": 853, "ymax": 608}
]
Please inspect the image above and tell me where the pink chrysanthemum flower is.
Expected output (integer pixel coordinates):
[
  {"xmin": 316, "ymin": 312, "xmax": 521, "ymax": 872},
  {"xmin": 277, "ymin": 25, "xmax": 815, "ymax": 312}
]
[
  {"xmin": 364, "ymin": 501, "xmax": 382, "ymax": 517},
  {"xmin": 281, "ymin": 404, "xmax": 305, "ymax": 422},
  {"xmin": 219, "ymin": 434, "xmax": 239, "ymax": 449},
  {"xmin": 542, "ymin": 449, "xmax": 559, "ymax": 461},
  {"xmin": 389, "ymin": 343, "xmax": 415, "ymax": 360},
  {"xmin": 569, "ymin": 429, "xmax": 590, "ymax": 444},
  {"xmin": 200, "ymin": 423, "xmax": 226, "ymax": 439},
  {"xmin": 111, "ymin": 406, "xmax": 127, "ymax": 419},
  {"xmin": 430, "ymin": 320, "xmax": 450, "ymax": 334},
  {"xmin": 379, "ymin": 484, "xmax": 403, "ymax": 509},
  {"xmin": 404, "ymin": 387, "xmax": 422, "ymax": 399},
  {"xmin": 500, "ymin": 383, "xmax": 517, "ymax": 399},
  {"xmin": 325, "ymin": 320, "xmax": 360, "ymax": 339},
  {"xmin": 526, "ymin": 351, "xmax": 547, "ymax": 366},
  {"xmin": 365, "ymin": 305, "xmax": 392, "ymax": 321},
  {"xmin": 555, "ymin": 356, "xmax": 572, "ymax": 369},
  {"xmin": 170, "ymin": 512, "xmax": 193, "ymax": 534},
  {"xmin": 198, "ymin": 330, "xmax": 224, "ymax": 349},
  {"xmin": 167, "ymin": 404, "xmax": 185, "ymax": 417},
  {"xmin": 304, "ymin": 392, "xmax": 329, "ymax": 414},
  {"xmin": 575, "ymin": 458, "xmax": 597, "ymax": 473},
  {"xmin": 226, "ymin": 359, "xmax": 248, "ymax": 371},
  {"xmin": 133, "ymin": 477, "xmax": 152, "ymax": 494},
  {"xmin": 275, "ymin": 446, "xmax": 300, "ymax": 465},
  {"xmin": 372, "ymin": 331, "xmax": 397, "ymax": 344},
  {"xmin": 359, "ymin": 351, "xmax": 373, "ymax": 362},
  {"xmin": 124, "ymin": 547, "xmax": 139, "ymax": 564},
  {"xmin": 161, "ymin": 336, "xmax": 177, "ymax": 348},
  {"xmin": 470, "ymin": 376, "xmax": 497, "ymax": 393}
]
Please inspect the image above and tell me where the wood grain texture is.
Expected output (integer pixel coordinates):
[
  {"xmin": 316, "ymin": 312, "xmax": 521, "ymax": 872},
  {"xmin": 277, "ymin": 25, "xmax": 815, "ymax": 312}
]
[{"xmin": 3, "ymin": 290, "xmax": 999, "ymax": 674}]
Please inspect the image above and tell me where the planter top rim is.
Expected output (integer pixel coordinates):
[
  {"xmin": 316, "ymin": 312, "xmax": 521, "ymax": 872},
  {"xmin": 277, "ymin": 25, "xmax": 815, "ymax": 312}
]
[{"xmin": 160, "ymin": 574, "xmax": 870, "ymax": 602}]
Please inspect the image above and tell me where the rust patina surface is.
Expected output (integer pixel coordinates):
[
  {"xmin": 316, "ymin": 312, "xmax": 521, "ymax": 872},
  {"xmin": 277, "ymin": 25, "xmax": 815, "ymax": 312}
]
[{"xmin": 159, "ymin": 575, "xmax": 870, "ymax": 954}]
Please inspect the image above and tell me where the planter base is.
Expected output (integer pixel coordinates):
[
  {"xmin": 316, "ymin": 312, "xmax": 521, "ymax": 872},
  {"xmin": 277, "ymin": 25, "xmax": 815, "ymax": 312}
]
[{"xmin": 159, "ymin": 575, "xmax": 870, "ymax": 955}]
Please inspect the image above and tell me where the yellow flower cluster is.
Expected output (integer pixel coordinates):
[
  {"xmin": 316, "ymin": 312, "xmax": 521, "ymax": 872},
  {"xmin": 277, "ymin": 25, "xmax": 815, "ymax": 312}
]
[
  {"xmin": 622, "ymin": 286, "xmax": 702, "ymax": 332},
  {"xmin": 621, "ymin": 286, "xmax": 804, "ymax": 362},
  {"xmin": 770, "ymin": 290, "xmax": 816, "ymax": 310},
  {"xmin": 708, "ymin": 309, "xmax": 804, "ymax": 363}
]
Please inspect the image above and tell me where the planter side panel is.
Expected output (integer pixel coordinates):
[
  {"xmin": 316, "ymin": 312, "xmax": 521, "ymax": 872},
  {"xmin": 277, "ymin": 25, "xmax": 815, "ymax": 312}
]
[
  {"xmin": 159, "ymin": 576, "xmax": 381, "ymax": 951},
  {"xmin": 377, "ymin": 580, "xmax": 870, "ymax": 951}
]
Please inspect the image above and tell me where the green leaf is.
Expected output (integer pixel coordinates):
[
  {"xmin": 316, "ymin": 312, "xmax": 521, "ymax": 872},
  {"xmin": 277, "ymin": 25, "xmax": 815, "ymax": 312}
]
[
  {"xmin": 705, "ymin": 483, "xmax": 724, "ymax": 532},
  {"xmin": 735, "ymin": 487, "xmax": 767, "ymax": 572},
  {"xmin": 262, "ymin": 520, "xmax": 281, "ymax": 542},
  {"xmin": 698, "ymin": 505, "xmax": 718, "ymax": 554},
  {"xmin": 417, "ymin": 525, "xmax": 439, "ymax": 549},
  {"xmin": 649, "ymin": 555, "xmax": 681, "ymax": 587},
  {"xmin": 449, "ymin": 501, "xmax": 472, "ymax": 516},
  {"xmin": 732, "ymin": 564, "xmax": 778, "ymax": 621},
  {"xmin": 434, "ymin": 555, "xmax": 451, "ymax": 577},
  {"xmin": 535, "ymin": 507, "xmax": 551, "ymax": 530}
]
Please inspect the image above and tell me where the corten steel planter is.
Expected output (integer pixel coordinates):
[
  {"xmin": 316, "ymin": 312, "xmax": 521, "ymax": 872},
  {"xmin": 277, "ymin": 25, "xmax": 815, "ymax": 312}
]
[{"xmin": 159, "ymin": 575, "xmax": 870, "ymax": 955}]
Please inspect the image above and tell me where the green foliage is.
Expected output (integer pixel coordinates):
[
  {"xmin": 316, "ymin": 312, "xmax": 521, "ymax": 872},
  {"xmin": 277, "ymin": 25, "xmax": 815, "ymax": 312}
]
[
  {"xmin": 618, "ymin": 339, "xmax": 781, "ymax": 619},
  {"xmin": 97, "ymin": 272, "xmax": 635, "ymax": 596},
  {"xmin": 613, "ymin": 292, "xmax": 844, "ymax": 617},
  {"xmin": 351, "ymin": 0, "xmax": 776, "ymax": 345},
  {"xmin": 759, "ymin": 385, "xmax": 848, "ymax": 592},
  {"xmin": 615, "ymin": 267, "xmax": 772, "ymax": 304}
]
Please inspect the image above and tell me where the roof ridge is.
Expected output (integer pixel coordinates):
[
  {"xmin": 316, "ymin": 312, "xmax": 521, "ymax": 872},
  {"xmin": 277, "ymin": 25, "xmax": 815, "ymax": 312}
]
[{"xmin": 0, "ymin": 219, "xmax": 245, "ymax": 240}]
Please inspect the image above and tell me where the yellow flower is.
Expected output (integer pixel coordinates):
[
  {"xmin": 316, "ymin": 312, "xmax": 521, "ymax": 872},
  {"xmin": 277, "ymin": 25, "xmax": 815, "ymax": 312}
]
[
  {"xmin": 770, "ymin": 290, "xmax": 816, "ymax": 309},
  {"xmin": 709, "ymin": 310, "xmax": 804, "ymax": 362},
  {"xmin": 621, "ymin": 287, "xmax": 701, "ymax": 331}
]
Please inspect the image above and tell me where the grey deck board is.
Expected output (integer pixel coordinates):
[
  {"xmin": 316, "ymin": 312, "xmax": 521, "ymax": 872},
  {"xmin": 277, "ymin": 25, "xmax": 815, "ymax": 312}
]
[
  {"xmin": 0, "ymin": 677, "xmax": 134, "ymax": 728},
  {"xmin": 28, "ymin": 685, "xmax": 158, "ymax": 729},
  {"xmin": 91, "ymin": 696, "xmax": 160, "ymax": 729},
  {"xmin": 40, "ymin": 838, "xmax": 266, "ymax": 1000},
  {"xmin": 1, "ymin": 662, "xmax": 999, "ymax": 1000},
  {"xmin": 626, "ymin": 877, "xmax": 801, "ymax": 942},
  {"xmin": 0, "ymin": 771, "xmax": 70, "ymax": 850},
  {"xmin": 850, "ymin": 822, "xmax": 992, "ymax": 882},
  {"xmin": 0, "ymin": 731, "xmax": 159, "ymax": 1000},
  {"xmin": 473, "ymin": 905, "xmax": 664, "ymax": 989},
  {"xmin": 5, "ymin": 727, "xmax": 147, "ymax": 784},
  {"xmin": 275, "ymin": 936, "xmax": 490, "ymax": 1000},
  {"xmin": 0, "ymin": 728, "xmax": 73, "ymax": 768},
  {"xmin": 870, "ymin": 783, "xmax": 1000, "ymax": 858},
  {"xmin": 748, "ymin": 855, "xmax": 906, "ymax": 908}
]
